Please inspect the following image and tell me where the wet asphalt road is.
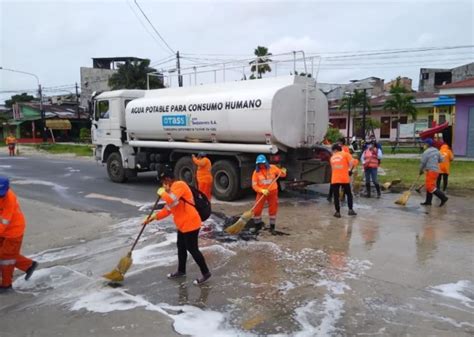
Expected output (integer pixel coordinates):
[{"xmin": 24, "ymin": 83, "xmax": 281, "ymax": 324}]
[{"xmin": 0, "ymin": 154, "xmax": 160, "ymax": 218}]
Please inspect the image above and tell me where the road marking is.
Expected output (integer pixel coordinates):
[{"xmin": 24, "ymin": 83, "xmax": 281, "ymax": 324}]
[{"xmin": 85, "ymin": 193, "xmax": 145, "ymax": 207}]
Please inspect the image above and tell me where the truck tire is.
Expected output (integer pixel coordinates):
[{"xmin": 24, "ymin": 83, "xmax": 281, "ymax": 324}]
[
  {"xmin": 174, "ymin": 156, "xmax": 196, "ymax": 186},
  {"xmin": 107, "ymin": 152, "xmax": 127, "ymax": 183},
  {"xmin": 213, "ymin": 160, "xmax": 241, "ymax": 201}
]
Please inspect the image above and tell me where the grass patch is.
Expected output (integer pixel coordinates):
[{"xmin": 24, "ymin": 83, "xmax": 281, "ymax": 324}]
[
  {"xmin": 380, "ymin": 158, "xmax": 474, "ymax": 192},
  {"xmin": 34, "ymin": 143, "xmax": 93, "ymax": 157}
]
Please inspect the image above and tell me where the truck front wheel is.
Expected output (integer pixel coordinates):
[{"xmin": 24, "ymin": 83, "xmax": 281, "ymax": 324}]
[
  {"xmin": 212, "ymin": 160, "xmax": 241, "ymax": 201},
  {"xmin": 107, "ymin": 152, "xmax": 127, "ymax": 183}
]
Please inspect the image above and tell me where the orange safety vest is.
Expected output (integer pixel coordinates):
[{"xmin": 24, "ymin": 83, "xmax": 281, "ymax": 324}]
[
  {"xmin": 439, "ymin": 144, "xmax": 454, "ymax": 174},
  {"xmin": 330, "ymin": 151, "xmax": 352, "ymax": 184},
  {"xmin": 192, "ymin": 156, "xmax": 213, "ymax": 183},
  {"xmin": 363, "ymin": 148, "xmax": 379, "ymax": 169},
  {"xmin": 252, "ymin": 165, "xmax": 286, "ymax": 193},
  {"xmin": 155, "ymin": 181, "xmax": 201, "ymax": 233},
  {"xmin": 342, "ymin": 145, "xmax": 350, "ymax": 153},
  {"xmin": 0, "ymin": 189, "xmax": 26, "ymax": 239},
  {"xmin": 5, "ymin": 136, "xmax": 16, "ymax": 145}
]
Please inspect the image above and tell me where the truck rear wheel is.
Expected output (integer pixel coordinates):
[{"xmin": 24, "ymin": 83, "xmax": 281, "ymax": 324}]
[
  {"xmin": 213, "ymin": 160, "xmax": 241, "ymax": 201},
  {"xmin": 174, "ymin": 156, "xmax": 196, "ymax": 186},
  {"xmin": 107, "ymin": 152, "xmax": 127, "ymax": 183}
]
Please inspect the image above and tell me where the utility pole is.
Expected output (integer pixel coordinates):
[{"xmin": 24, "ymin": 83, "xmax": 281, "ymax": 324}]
[
  {"xmin": 361, "ymin": 88, "xmax": 367, "ymax": 141},
  {"xmin": 346, "ymin": 92, "xmax": 352, "ymax": 142},
  {"xmin": 176, "ymin": 51, "xmax": 183, "ymax": 87},
  {"xmin": 75, "ymin": 82, "xmax": 80, "ymax": 119},
  {"xmin": 38, "ymin": 84, "xmax": 47, "ymax": 142}
]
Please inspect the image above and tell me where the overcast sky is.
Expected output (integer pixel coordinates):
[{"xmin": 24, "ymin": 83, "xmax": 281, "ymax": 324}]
[{"xmin": 0, "ymin": 0, "xmax": 473, "ymax": 103}]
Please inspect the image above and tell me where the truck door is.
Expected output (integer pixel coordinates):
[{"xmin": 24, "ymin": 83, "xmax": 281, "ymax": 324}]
[{"xmin": 93, "ymin": 99, "xmax": 112, "ymax": 143}]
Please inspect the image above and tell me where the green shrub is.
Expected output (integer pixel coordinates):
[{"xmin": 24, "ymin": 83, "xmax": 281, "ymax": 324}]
[
  {"xmin": 80, "ymin": 128, "xmax": 91, "ymax": 143},
  {"xmin": 325, "ymin": 127, "xmax": 344, "ymax": 143}
]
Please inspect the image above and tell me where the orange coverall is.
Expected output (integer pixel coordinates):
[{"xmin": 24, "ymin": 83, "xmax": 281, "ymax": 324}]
[
  {"xmin": 0, "ymin": 189, "xmax": 33, "ymax": 287},
  {"xmin": 439, "ymin": 144, "xmax": 454, "ymax": 174},
  {"xmin": 192, "ymin": 156, "xmax": 213, "ymax": 200},
  {"xmin": 251, "ymin": 165, "xmax": 286, "ymax": 226},
  {"xmin": 5, "ymin": 136, "xmax": 16, "ymax": 156}
]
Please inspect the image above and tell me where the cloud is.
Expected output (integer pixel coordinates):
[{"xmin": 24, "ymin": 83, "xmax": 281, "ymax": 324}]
[{"xmin": 269, "ymin": 36, "xmax": 320, "ymax": 55}]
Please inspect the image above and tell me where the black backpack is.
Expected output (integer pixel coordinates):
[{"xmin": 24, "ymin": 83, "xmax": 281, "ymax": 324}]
[{"xmin": 181, "ymin": 184, "xmax": 211, "ymax": 221}]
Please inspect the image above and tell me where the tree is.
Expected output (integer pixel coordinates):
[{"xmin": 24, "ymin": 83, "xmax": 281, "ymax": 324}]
[
  {"xmin": 108, "ymin": 59, "xmax": 164, "ymax": 90},
  {"xmin": 383, "ymin": 77, "xmax": 417, "ymax": 143},
  {"xmin": 249, "ymin": 46, "xmax": 272, "ymax": 79},
  {"xmin": 5, "ymin": 93, "xmax": 35, "ymax": 108},
  {"xmin": 339, "ymin": 89, "xmax": 371, "ymax": 138}
]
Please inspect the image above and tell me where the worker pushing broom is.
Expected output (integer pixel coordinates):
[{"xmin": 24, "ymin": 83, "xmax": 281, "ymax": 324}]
[{"xmin": 226, "ymin": 154, "xmax": 286, "ymax": 235}]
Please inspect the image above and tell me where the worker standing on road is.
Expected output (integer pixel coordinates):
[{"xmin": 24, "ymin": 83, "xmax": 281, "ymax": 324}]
[
  {"xmin": 144, "ymin": 166, "xmax": 211, "ymax": 285},
  {"xmin": 361, "ymin": 140, "xmax": 382, "ymax": 198},
  {"xmin": 5, "ymin": 133, "xmax": 17, "ymax": 157},
  {"xmin": 420, "ymin": 138, "xmax": 448, "ymax": 207},
  {"xmin": 0, "ymin": 176, "xmax": 38, "ymax": 293},
  {"xmin": 192, "ymin": 152, "xmax": 213, "ymax": 201},
  {"xmin": 437, "ymin": 143, "xmax": 454, "ymax": 192},
  {"xmin": 252, "ymin": 154, "xmax": 287, "ymax": 235},
  {"xmin": 330, "ymin": 144, "xmax": 357, "ymax": 218}
]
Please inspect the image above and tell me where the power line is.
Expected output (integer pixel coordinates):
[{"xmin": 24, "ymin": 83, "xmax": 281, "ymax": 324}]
[{"xmin": 133, "ymin": 0, "xmax": 175, "ymax": 55}]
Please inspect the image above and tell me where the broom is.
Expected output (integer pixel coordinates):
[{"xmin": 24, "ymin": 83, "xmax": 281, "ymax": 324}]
[
  {"xmin": 103, "ymin": 196, "xmax": 161, "ymax": 283},
  {"xmin": 225, "ymin": 173, "xmax": 282, "ymax": 235},
  {"xmin": 394, "ymin": 175, "xmax": 422, "ymax": 206}
]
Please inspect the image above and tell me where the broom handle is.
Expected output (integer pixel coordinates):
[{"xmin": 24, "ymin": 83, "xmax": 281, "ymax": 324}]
[
  {"xmin": 250, "ymin": 172, "xmax": 282, "ymax": 213},
  {"xmin": 409, "ymin": 174, "xmax": 423, "ymax": 191},
  {"xmin": 130, "ymin": 196, "xmax": 161, "ymax": 252}
]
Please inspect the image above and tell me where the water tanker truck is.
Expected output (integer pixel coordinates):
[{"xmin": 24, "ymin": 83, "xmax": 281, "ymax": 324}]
[{"xmin": 91, "ymin": 75, "xmax": 331, "ymax": 201}]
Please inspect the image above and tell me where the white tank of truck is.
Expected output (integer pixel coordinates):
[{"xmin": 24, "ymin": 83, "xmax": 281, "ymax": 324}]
[{"xmin": 125, "ymin": 76, "xmax": 328, "ymax": 150}]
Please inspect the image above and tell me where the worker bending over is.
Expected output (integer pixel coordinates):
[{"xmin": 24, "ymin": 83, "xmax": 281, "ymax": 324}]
[
  {"xmin": 252, "ymin": 154, "xmax": 287, "ymax": 235},
  {"xmin": 420, "ymin": 138, "xmax": 448, "ymax": 207},
  {"xmin": 192, "ymin": 152, "xmax": 213, "ymax": 201},
  {"xmin": 330, "ymin": 144, "xmax": 357, "ymax": 218},
  {"xmin": 438, "ymin": 143, "xmax": 454, "ymax": 192},
  {"xmin": 0, "ymin": 176, "xmax": 38, "ymax": 293},
  {"xmin": 144, "ymin": 166, "xmax": 211, "ymax": 285}
]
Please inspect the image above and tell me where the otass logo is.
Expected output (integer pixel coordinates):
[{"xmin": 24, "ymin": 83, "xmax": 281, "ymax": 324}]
[{"xmin": 162, "ymin": 115, "xmax": 190, "ymax": 127}]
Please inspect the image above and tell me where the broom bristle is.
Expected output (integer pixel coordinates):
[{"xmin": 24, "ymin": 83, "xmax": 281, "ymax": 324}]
[
  {"xmin": 103, "ymin": 269, "xmax": 124, "ymax": 282},
  {"xmin": 395, "ymin": 191, "xmax": 411, "ymax": 205},
  {"xmin": 225, "ymin": 218, "xmax": 246, "ymax": 235},
  {"xmin": 117, "ymin": 254, "xmax": 133, "ymax": 275}
]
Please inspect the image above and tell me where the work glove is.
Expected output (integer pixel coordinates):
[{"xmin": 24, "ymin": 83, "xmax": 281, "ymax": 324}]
[
  {"xmin": 280, "ymin": 167, "xmax": 287, "ymax": 175},
  {"xmin": 143, "ymin": 214, "xmax": 155, "ymax": 225},
  {"xmin": 157, "ymin": 187, "xmax": 166, "ymax": 197},
  {"xmin": 349, "ymin": 170, "xmax": 353, "ymax": 177},
  {"xmin": 419, "ymin": 170, "xmax": 424, "ymax": 176},
  {"xmin": 261, "ymin": 189, "xmax": 270, "ymax": 196}
]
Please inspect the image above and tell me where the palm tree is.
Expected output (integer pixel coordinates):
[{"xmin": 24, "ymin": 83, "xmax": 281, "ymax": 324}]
[
  {"xmin": 339, "ymin": 89, "xmax": 371, "ymax": 138},
  {"xmin": 249, "ymin": 46, "xmax": 272, "ymax": 79},
  {"xmin": 108, "ymin": 59, "xmax": 164, "ymax": 90},
  {"xmin": 383, "ymin": 77, "xmax": 417, "ymax": 143}
]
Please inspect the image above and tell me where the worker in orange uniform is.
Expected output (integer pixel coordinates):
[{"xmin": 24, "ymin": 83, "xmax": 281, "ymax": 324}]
[
  {"xmin": 192, "ymin": 152, "xmax": 213, "ymax": 201},
  {"xmin": 420, "ymin": 138, "xmax": 448, "ymax": 207},
  {"xmin": 252, "ymin": 154, "xmax": 287, "ymax": 235},
  {"xmin": 144, "ymin": 165, "xmax": 211, "ymax": 285},
  {"xmin": 5, "ymin": 133, "xmax": 17, "ymax": 157},
  {"xmin": 330, "ymin": 144, "xmax": 357, "ymax": 218},
  {"xmin": 437, "ymin": 143, "xmax": 454, "ymax": 192},
  {"xmin": 0, "ymin": 176, "xmax": 38, "ymax": 293}
]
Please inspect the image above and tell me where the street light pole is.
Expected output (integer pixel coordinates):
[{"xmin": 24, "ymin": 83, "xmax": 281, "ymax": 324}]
[
  {"xmin": 345, "ymin": 91, "xmax": 352, "ymax": 142},
  {"xmin": 362, "ymin": 88, "xmax": 367, "ymax": 141},
  {"xmin": 0, "ymin": 67, "xmax": 46, "ymax": 142}
]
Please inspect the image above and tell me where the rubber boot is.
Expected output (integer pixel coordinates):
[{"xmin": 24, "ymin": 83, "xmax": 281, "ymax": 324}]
[
  {"xmin": 375, "ymin": 184, "xmax": 381, "ymax": 198},
  {"xmin": 420, "ymin": 192, "xmax": 433, "ymax": 206},
  {"xmin": 270, "ymin": 224, "xmax": 276, "ymax": 235},
  {"xmin": 364, "ymin": 183, "xmax": 371, "ymax": 198},
  {"xmin": 433, "ymin": 190, "xmax": 448, "ymax": 207}
]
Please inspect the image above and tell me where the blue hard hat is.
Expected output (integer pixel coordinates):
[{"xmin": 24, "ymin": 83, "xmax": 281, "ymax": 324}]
[
  {"xmin": 255, "ymin": 154, "xmax": 268, "ymax": 165},
  {"xmin": 197, "ymin": 152, "xmax": 206, "ymax": 158},
  {"xmin": 0, "ymin": 176, "xmax": 10, "ymax": 197}
]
